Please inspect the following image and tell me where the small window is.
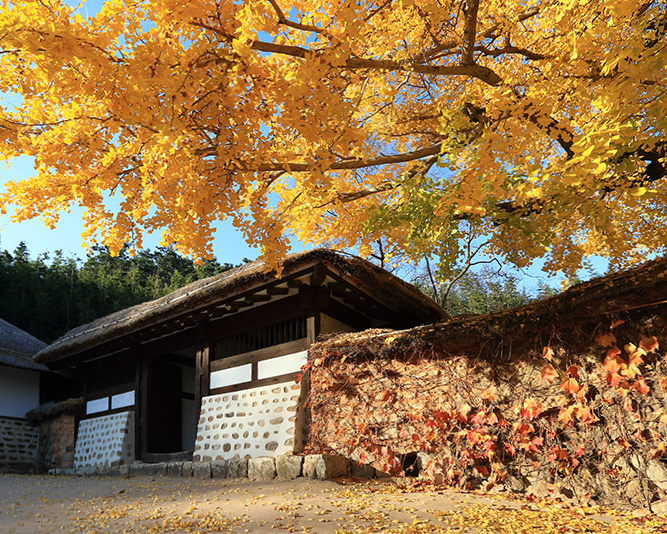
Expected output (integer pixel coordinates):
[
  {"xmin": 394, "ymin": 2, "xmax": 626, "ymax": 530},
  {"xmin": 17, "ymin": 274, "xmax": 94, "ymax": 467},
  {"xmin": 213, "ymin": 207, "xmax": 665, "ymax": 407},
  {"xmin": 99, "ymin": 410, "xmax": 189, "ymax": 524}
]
[{"xmin": 215, "ymin": 316, "xmax": 307, "ymax": 359}]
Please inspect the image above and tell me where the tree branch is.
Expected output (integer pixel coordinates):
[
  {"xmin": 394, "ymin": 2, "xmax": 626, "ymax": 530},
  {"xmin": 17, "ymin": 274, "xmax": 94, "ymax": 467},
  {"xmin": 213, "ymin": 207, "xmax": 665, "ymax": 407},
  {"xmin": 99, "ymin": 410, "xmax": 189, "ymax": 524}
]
[
  {"xmin": 461, "ymin": 0, "xmax": 480, "ymax": 65},
  {"xmin": 191, "ymin": 21, "xmax": 503, "ymax": 85},
  {"xmin": 197, "ymin": 143, "xmax": 442, "ymax": 172},
  {"xmin": 317, "ymin": 154, "xmax": 439, "ymax": 208},
  {"xmin": 265, "ymin": 0, "xmax": 333, "ymax": 38},
  {"xmin": 415, "ymin": 6, "xmax": 540, "ymax": 62}
]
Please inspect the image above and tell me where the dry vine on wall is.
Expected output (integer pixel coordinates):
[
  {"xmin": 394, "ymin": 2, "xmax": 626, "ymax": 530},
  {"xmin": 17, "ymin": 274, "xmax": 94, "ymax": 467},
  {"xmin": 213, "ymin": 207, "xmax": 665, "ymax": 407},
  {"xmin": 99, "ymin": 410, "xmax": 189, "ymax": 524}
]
[{"xmin": 306, "ymin": 315, "xmax": 667, "ymax": 507}]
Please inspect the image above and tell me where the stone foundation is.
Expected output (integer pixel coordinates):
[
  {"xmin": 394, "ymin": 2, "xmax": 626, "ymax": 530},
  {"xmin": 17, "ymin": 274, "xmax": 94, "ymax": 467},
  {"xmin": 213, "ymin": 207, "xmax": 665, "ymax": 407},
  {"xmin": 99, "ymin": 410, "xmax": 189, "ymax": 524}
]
[
  {"xmin": 74, "ymin": 411, "xmax": 135, "ymax": 468},
  {"xmin": 0, "ymin": 417, "xmax": 39, "ymax": 472},
  {"xmin": 48, "ymin": 454, "xmax": 352, "ymax": 482},
  {"xmin": 194, "ymin": 381, "xmax": 306, "ymax": 461}
]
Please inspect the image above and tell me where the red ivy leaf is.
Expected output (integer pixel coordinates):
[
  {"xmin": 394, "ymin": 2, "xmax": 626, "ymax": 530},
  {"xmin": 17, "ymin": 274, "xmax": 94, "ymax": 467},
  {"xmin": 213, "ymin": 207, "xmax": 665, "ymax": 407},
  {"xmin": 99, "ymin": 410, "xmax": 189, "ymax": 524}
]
[
  {"xmin": 596, "ymin": 331, "xmax": 616, "ymax": 347},
  {"xmin": 541, "ymin": 363, "xmax": 557, "ymax": 384},
  {"xmin": 475, "ymin": 464, "xmax": 490, "ymax": 477},
  {"xmin": 561, "ymin": 377, "xmax": 581, "ymax": 395},
  {"xmin": 604, "ymin": 349, "xmax": 625, "ymax": 373},
  {"xmin": 471, "ymin": 410, "xmax": 487, "ymax": 425},
  {"xmin": 639, "ymin": 336, "xmax": 659, "ymax": 353},
  {"xmin": 522, "ymin": 398, "xmax": 544, "ymax": 420},
  {"xmin": 634, "ymin": 377, "xmax": 650, "ymax": 395}
]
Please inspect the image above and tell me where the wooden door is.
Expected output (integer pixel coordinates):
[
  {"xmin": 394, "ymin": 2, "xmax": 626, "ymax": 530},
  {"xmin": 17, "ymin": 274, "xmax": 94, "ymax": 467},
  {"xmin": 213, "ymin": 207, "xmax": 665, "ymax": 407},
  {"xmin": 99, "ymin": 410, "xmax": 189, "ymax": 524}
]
[{"xmin": 147, "ymin": 361, "xmax": 182, "ymax": 454}]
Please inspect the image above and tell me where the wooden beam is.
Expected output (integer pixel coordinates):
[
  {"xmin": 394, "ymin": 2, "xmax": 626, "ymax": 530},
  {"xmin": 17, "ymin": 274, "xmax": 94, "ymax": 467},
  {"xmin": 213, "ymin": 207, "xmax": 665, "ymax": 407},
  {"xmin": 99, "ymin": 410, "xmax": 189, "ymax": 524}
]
[
  {"xmin": 210, "ymin": 338, "xmax": 309, "ymax": 372},
  {"xmin": 266, "ymin": 286, "xmax": 290, "ymax": 295},
  {"xmin": 310, "ymin": 264, "xmax": 327, "ymax": 287},
  {"xmin": 244, "ymin": 293, "xmax": 272, "ymax": 303},
  {"xmin": 298, "ymin": 284, "xmax": 330, "ymax": 309}
]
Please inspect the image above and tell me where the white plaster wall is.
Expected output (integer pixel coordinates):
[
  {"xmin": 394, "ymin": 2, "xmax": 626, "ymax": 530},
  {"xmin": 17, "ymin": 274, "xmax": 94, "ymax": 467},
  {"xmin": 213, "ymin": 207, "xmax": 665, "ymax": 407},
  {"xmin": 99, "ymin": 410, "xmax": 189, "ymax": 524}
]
[
  {"xmin": 210, "ymin": 364, "xmax": 252, "ymax": 390},
  {"xmin": 320, "ymin": 314, "xmax": 356, "ymax": 335},
  {"xmin": 257, "ymin": 351, "xmax": 307, "ymax": 379},
  {"xmin": 74, "ymin": 411, "xmax": 135, "ymax": 468},
  {"xmin": 0, "ymin": 366, "xmax": 40, "ymax": 418},
  {"xmin": 194, "ymin": 381, "xmax": 304, "ymax": 461},
  {"xmin": 86, "ymin": 397, "xmax": 109, "ymax": 415}
]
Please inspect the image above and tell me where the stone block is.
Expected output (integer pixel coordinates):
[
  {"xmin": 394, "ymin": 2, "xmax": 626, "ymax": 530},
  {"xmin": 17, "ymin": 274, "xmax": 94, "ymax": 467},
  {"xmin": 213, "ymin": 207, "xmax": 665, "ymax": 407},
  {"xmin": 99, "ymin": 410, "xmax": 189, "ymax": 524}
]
[
  {"xmin": 350, "ymin": 462, "xmax": 375, "ymax": 479},
  {"xmin": 630, "ymin": 453, "xmax": 646, "ymax": 472},
  {"xmin": 527, "ymin": 478, "xmax": 550, "ymax": 498},
  {"xmin": 182, "ymin": 461, "xmax": 193, "ymax": 477},
  {"xmin": 652, "ymin": 499, "xmax": 667, "ymax": 515},
  {"xmin": 303, "ymin": 454, "xmax": 348, "ymax": 480},
  {"xmin": 82, "ymin": 466, "xmax": 97, "ymax": 476},
  {"xmin": 211, "ymin": 460, "xmax": 229, "ymax": 479},
  {"xmin": 227, "ymin": 458, "xmax": 248, "ymax": 479},
  {"xmin": 248, "ymin": 457, "xmax": 277, "ymax": 480},
  {"xmin": 167, "ymin": 462, "xmax": 183, "ymax": 477},
  {"xmin": 276, "ymin": 455, "xmax": 302, "ymax": 480},
  {"xmin": 647, "ymin": 460, "xmax": 667, "ymax": 491},
  {"xmin": 118, "ymin": 465, "xmax": 130, "ymax": 477},
  {"xmin": 129, "ymin": 462, "xmax": 167, "ymax": 477},
  {"xmin": 192, "ymin": 461, "xmax": 211, "ymax": 478},
  {"xmin": 504, "ymin": 475, "xmax": 528, "ymax": 493},
  {"xmin": 374, "ymin": 468, "xmax": 392, "ymax": 479},
  {"xmin": 625, "ymin": 478, "xmax": 651, "ymax": 507}
]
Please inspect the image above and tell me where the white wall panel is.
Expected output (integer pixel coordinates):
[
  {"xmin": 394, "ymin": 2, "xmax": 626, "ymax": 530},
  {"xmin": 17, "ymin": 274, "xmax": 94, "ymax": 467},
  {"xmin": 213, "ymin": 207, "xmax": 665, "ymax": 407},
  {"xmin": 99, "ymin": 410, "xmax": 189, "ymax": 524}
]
[
  {"xmin": 210, "ymin": 363, "xmax": 252, "ymax": 389},
  {"xmin": 257, "ymin": 351, "xmax": 308, "ymax": 380},
  {"xmin": 195, "ymin": 380, "xmax": 304, "ymax": 461},
  {"xmin": 86, "ymin": 397, "xmax": 109, "ymax": 415},
  {"xmin": 0, "ymin": 367, "xmax": 40, "ymax": 418},
  {"xmin": 75, "ymin": 411, "xmax": 135, "ymax": 468},
  {"xmin": 111, "ymin": 390, "xmax": 135, "ymax": 410}
]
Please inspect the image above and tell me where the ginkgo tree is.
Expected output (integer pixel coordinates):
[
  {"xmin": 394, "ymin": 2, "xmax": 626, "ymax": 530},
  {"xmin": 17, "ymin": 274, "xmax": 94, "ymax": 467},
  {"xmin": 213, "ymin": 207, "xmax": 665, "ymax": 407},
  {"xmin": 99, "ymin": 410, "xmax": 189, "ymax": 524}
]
[{"xmin": 0, "ymin": 0, "xmax": 665, "ymax": 275}]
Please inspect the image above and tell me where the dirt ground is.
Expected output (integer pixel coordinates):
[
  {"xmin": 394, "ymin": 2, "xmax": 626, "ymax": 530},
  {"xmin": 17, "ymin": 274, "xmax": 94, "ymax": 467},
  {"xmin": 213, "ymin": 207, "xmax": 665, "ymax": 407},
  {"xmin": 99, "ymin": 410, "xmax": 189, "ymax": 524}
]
[{"xmin": 0, "ymin": 474, "xmax": 666, "ymax": 533}]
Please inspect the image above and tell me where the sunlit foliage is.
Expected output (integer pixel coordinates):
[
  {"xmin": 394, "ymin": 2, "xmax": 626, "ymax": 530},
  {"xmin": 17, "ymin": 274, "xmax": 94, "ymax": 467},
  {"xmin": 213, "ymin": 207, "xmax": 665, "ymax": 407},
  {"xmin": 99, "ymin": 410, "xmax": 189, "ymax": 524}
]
[{"xmin": 0, "ymin": 0, "xmax": 665, "ymax": 275}]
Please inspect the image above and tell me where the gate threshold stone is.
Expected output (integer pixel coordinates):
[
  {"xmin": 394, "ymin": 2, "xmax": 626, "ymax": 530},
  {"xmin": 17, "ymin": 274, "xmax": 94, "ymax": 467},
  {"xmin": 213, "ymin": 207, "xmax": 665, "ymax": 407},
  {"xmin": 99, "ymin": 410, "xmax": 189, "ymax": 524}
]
[{"xmin": 56, "ymin": 454, "xmax": 355, "ymax": 481}]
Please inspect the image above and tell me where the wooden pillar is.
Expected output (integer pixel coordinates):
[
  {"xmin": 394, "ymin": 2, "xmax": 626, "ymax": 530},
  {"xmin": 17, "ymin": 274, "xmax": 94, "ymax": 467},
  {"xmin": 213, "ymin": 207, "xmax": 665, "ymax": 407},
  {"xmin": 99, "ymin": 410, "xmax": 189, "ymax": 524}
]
[
  {"xmin": 301, "ymin": 314, "xmax": 320, "ymax": 452},
  {"xmin": 132, "ymin": 349, "xmax": 141, "ymax": 463},
  {"xmin": 307, "ymin": 314, "xmax": 321, "ymax": 346},
  {"xmin": 138, "ymin": 357, "xmax": 150, "ymax": 461},
  {"xmin": 195, "ymin": 341, "xmax": 211, "ymax": 420}
]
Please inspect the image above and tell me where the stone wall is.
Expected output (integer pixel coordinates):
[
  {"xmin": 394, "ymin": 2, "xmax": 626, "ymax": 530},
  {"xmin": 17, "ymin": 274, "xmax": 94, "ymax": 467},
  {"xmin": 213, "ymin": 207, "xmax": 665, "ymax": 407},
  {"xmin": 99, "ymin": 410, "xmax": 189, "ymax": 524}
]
[
  {"xmin": 74, "ymin": 411, "xmax": 135, "ymax": 468},
  {"xmin": 0, "ymin": 417, "xmax": 39, "ymax": 472},
  {"xmin": 194, "ymin": 381, "xmax": 306, "ymax": 461},
  {"xmin": 37, "ymin": 414, "xmax": 77, "ymax": 471},
  {"xmin": 308, "ymin": 323, "xmax": 667, "ymax": 508}
]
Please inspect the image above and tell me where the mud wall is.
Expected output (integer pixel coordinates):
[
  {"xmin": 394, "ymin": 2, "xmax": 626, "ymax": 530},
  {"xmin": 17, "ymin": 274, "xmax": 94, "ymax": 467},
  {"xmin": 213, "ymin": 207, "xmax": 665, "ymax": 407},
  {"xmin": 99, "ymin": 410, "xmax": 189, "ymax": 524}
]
[{"xmin": 308, "ymin": 308, "xmax": 667, "ymax": 507}]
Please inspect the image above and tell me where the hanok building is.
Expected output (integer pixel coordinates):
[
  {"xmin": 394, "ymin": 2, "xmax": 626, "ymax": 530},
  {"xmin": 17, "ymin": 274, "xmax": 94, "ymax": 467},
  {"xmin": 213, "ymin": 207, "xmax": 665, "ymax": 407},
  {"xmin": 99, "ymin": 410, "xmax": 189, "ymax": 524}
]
[
  {"xmin": 0, "ymin": 318, "xmax": 48, "ymax": 471},
  {"xmin": 34, "ymin": 249, "xmax": 445, "ymax": 469}
]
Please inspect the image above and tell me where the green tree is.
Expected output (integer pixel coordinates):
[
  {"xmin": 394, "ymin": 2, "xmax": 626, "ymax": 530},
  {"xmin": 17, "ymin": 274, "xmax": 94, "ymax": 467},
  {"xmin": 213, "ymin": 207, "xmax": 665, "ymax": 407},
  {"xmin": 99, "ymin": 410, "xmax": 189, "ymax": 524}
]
[
  {"xmin": 0, "ymin": 243, "xmax": 239, "ymax": 343},
  {"xmin": 414, "ymin": 264, "xmax": 557, "ymax": 317}
]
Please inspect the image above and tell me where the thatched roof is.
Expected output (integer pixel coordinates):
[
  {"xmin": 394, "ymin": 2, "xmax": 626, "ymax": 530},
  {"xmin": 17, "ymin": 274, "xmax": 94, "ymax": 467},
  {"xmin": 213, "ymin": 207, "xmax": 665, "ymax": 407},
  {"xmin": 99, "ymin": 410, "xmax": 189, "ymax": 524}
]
[
  {"xmin": 35, "ymin": 248, "xmax": 446, "ymax": 365},
  {"xmin": 25, "ymin": 397, "xmax": 83, "ymax": 424},
  {"xmin": 0, "ymin": 318, "xmax": 48, "ymax": 371},
  {"xmin": 310, "ymin": 255, "xmax": 667, "ymax": 361}
]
